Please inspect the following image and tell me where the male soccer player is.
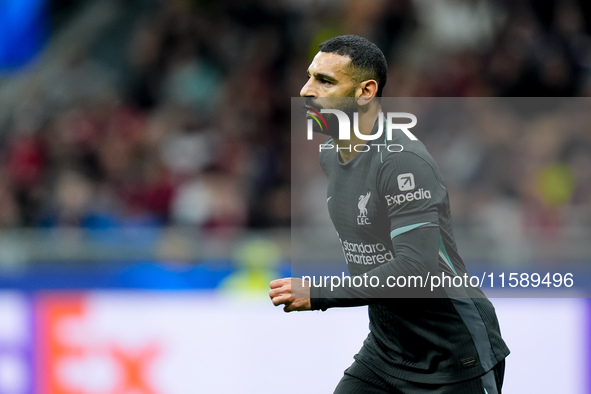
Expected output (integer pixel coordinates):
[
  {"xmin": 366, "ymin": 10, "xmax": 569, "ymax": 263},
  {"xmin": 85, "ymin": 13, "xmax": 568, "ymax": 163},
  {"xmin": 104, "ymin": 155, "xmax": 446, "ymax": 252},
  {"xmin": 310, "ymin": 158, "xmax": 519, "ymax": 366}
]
[{"xmin": 269, "ymin": 35, "xmax": 509, "ymax": 393}]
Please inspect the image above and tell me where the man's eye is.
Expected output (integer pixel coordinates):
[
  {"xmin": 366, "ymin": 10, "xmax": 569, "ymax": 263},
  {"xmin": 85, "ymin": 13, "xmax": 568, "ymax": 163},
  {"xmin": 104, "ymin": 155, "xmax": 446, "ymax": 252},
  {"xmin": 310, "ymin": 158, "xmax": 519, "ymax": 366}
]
[{"xmin": 320, "ymin": 79, "xmax": 333, "ymax": 85}]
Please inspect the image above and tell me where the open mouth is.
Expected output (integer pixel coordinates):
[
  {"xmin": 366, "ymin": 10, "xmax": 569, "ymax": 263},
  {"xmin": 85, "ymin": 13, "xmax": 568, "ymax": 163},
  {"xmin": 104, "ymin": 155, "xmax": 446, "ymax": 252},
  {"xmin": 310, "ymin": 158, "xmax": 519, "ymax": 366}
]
[
  {"xmin": 304, "ymin": 105, "xmax": 321, "ymax": 115},
  {"xmin": 304, "ymin": 99, "xmax": 322, "ymax": 112}
]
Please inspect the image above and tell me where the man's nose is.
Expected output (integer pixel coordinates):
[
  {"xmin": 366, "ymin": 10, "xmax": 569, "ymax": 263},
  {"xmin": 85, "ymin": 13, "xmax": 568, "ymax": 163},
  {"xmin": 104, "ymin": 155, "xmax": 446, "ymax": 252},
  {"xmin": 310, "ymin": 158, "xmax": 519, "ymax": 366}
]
[{"xmin": 300, "ymin": 79, "xmax": 316, "ymax": 98}]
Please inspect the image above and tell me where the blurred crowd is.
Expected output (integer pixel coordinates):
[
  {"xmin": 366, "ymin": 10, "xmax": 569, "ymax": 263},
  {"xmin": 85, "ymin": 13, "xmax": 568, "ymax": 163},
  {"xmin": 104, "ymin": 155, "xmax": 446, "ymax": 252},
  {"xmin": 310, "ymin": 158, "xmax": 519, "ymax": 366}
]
[{"xmin": 1, "ymin": 0, "xmax": 591, "ymax": 239}]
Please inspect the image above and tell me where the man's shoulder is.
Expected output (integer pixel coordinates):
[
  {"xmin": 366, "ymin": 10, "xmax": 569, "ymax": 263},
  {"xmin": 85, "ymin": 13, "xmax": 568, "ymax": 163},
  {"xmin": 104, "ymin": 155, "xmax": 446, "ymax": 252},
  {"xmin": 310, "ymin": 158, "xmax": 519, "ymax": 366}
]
[
  {"xmin": 377, "ymin": 138, "xmax": 446, "ymax": 191},
  {"xmin": 378, "ymin": 137, "xmax": 437, "ymax": 170}
]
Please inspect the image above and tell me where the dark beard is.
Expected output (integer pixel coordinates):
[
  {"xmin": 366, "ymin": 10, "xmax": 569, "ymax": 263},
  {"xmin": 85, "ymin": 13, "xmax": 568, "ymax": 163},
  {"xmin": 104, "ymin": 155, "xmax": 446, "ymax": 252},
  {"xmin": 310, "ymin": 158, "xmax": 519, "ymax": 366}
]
[{"xmin": 305, "ymin": 96, "xmax": 358, "ymax": 139}]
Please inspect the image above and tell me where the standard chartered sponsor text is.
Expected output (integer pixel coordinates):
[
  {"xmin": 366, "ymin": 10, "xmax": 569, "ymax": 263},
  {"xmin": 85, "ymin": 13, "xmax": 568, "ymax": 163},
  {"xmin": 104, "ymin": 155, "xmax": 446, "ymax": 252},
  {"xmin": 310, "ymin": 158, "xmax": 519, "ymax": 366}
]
[{"xmin": 340, "ymin": 238, "xmax": 394, "ymax": 265}]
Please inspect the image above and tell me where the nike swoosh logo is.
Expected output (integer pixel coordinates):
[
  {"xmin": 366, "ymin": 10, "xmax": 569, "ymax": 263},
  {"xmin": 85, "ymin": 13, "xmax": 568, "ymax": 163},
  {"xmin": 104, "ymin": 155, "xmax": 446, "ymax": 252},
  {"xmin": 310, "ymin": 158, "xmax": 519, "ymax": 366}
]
[{"xmin": 327, "ymin": 196, "xmax": 332, "ymax": 203}]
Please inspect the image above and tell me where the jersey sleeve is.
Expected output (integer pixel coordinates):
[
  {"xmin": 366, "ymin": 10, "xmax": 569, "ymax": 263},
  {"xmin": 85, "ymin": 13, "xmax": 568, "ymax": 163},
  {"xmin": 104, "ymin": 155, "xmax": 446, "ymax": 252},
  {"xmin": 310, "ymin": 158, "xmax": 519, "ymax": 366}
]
[
  {"xmin": 310, "ymin": 151, "xmax": 447, "ymax": 310},
  {"xmin": 378, "ymin": 150, "xmax": 446, "ymax": 233}
]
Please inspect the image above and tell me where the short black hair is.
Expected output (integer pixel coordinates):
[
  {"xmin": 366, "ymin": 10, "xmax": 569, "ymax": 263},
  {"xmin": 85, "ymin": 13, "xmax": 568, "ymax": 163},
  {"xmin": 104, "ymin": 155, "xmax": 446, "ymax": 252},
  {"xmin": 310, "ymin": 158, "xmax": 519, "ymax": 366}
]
[{"xmin": 319, "ymin": 35, "xmax": 388, "ymax": 97}]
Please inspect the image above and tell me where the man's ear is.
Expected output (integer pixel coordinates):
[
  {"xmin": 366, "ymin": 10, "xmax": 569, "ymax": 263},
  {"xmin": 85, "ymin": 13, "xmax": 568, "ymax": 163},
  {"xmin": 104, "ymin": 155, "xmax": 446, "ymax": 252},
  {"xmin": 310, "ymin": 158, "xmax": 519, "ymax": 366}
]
[{"xmin": 356, "ymin": 80, "xmax": 378, "ymax": 106}]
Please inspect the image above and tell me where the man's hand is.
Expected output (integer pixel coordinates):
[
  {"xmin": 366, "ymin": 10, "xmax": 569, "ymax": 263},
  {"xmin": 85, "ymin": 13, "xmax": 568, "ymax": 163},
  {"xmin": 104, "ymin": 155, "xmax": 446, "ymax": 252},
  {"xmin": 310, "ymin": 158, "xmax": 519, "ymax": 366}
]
[{"xmin": 269, "ymin": 278, "xmax": 311, "ymax": 312}]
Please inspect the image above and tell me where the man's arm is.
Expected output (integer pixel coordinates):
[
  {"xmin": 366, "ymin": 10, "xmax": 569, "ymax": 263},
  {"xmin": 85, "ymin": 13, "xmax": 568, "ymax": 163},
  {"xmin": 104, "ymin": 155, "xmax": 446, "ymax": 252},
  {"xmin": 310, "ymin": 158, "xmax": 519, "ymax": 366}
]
[
  {"xmin": 309, "ymin": 222, "xmax": 440, "ymax": 310},
  {"xmin": 269, "ymin": 222, "xmax": 440, "ymax": 312}
]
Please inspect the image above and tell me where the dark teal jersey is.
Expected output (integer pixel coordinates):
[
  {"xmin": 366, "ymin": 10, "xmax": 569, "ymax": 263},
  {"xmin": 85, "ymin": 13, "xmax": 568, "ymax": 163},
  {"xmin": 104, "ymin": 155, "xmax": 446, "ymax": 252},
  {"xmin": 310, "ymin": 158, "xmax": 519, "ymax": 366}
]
[{"xmin": 310, "ymin": 119, "xmax": 510, "ymax": 384}]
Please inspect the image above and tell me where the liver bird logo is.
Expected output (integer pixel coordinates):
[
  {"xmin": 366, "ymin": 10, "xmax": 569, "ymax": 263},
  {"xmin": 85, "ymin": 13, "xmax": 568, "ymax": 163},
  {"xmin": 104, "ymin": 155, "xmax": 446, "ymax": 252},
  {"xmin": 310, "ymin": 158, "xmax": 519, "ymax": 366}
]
[{"xmin": 358, "ymin": 192, "xmax": 371, "ymax": 217}]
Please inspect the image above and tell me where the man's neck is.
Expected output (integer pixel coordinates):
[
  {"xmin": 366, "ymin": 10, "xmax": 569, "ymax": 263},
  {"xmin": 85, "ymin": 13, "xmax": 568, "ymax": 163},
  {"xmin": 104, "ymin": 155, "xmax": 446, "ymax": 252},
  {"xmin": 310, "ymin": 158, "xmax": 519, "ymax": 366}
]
[{"xmin": 335, "ymin": 105, "xmax": 381, "ymax": 163}]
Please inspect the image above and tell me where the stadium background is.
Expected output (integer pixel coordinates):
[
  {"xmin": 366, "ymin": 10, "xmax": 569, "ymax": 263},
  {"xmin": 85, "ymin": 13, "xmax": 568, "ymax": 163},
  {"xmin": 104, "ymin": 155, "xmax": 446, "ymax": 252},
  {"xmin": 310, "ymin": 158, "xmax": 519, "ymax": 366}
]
[{"xmin": 0, "ymin": 0, "xmax": 590, "ymax": 392}]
